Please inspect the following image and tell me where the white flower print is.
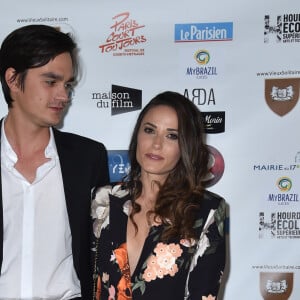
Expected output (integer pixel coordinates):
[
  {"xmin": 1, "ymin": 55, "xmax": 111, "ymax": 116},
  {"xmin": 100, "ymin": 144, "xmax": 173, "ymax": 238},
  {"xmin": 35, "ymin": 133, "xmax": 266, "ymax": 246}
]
[{"xmin": 91, "ymin": 184, "xmax": 129, "ymax": 238}]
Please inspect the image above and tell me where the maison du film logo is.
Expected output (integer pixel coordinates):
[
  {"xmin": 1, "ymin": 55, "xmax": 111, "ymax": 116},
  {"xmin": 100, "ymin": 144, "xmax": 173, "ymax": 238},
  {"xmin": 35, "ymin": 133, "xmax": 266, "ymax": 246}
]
[
  {"xmin": 265, "ymin": 78, "xmax": 300, "ymax": 116},
  {"xmin": 92, "ymin": 85, "xmax": 142, "ymax": 115},
  {"xmin": 259, "ymin": 211, "xmax": 300, "ymax": 239},
  {"xmin": 260, "ymin": 272, "xmax": 293, "ymax": 300},
  {"xmin": 185, "ymin": 49, "xmax": 217, "ymax": 80},
  {"xmin": 99, "ymin": 11, "xmax": 146, "ymax": 55},
  {"xmin": 268, "ymin": 177, "xmax": 299, "ymax": 206},
  {"xmin": 174, "ymin": 22, "xmax": 233, "ymax": 42},
  {"xmin": 264, "ymin": 13, "xmax": 300, "ymax": 43}
]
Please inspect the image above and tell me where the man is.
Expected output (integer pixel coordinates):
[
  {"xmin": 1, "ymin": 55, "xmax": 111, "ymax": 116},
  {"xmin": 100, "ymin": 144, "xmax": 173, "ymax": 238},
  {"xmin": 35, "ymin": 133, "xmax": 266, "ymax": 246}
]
[{"xmin": 0, "ymin": 25, "xmax": 109, "ymax": 299}]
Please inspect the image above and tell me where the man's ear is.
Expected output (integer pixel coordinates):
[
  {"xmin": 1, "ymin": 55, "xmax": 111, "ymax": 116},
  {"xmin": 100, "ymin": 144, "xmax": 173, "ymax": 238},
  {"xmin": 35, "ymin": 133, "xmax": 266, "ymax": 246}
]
[{"xmin": 5, "ymin": 67, "xmax": 19, "ymax": 91}]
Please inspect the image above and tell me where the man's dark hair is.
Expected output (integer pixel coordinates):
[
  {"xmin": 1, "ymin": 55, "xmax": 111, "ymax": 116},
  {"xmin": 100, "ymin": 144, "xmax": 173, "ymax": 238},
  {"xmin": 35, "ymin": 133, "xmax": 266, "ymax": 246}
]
[{"xmin": 0, "ymin": 24, "xmax": 78, "ymax": 107}]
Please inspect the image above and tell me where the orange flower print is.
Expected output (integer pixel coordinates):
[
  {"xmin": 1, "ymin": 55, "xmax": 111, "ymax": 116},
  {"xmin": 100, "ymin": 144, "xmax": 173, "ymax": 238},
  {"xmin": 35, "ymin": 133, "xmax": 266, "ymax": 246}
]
[
  {"xmin": 202, "ymin": 295, "xmax": 216, "ymax": 300},
  {"xmin": 142, "ymin": 242, "xmax": 183, "ymax": 282},
  {"xmin": 95, "ymin": 276, "xmax": 101, "ymax": 300},
  {"xmin": 113, "ymin": 243, "xmax": 132, "ymax": 300},
  {"xmin": 114, "ymin": 243, "xmax": 128, "ymax": 271}
]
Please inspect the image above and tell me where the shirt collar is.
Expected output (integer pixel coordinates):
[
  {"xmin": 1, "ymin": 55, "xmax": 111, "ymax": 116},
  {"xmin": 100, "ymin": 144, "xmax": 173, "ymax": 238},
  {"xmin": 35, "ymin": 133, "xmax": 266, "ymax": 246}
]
[{"xmin": 1, "ymin": 117, "xmax": 58, "ymax": 164}]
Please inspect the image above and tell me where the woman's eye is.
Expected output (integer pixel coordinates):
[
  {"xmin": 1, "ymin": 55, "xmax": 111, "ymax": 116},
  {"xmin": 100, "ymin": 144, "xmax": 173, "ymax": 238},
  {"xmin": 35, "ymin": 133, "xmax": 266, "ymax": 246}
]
[
  {"xmin": 167, "ymin": 133, "xmax": 178, "ymax": 140},
  {"xmin": 144, "ymin": 127, "xmax": 154, "ymax": 134}
]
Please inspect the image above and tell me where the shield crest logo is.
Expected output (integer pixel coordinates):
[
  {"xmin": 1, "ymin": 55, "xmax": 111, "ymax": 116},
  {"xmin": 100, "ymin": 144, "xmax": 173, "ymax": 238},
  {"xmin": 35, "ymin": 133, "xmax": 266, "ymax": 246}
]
[
  {"xmin": 265, "ymin": 78, "xmax": 300, "ymax": 116},
  {"xmin": 260, "ymin": 272, "xmax": 293, "ymax": 300}
]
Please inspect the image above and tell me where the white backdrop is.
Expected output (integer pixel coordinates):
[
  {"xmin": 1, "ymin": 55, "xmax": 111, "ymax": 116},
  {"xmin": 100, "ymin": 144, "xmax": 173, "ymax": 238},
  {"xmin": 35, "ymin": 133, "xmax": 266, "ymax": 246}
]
[{"xmin": 1, "ymin": 1, "xmax": 300, "ymax": 299}]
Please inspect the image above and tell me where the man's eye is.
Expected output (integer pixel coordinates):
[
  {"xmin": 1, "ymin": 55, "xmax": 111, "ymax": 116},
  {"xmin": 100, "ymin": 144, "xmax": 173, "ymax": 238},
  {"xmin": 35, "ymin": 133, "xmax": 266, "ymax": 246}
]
[
  {"xmin": 64, "ymin": 82, "xmax": 74, "ymax": 90},
  {"xmin": 46, "ymin": 80, "xmax": 56, "ymax": 86}
]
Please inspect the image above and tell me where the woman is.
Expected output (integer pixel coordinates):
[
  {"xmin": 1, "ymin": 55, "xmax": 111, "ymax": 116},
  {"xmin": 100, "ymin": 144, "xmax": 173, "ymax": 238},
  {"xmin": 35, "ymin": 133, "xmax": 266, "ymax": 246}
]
[{"xmin": 91, "ymin": 91, "xmax": 226, "ymax": 300}]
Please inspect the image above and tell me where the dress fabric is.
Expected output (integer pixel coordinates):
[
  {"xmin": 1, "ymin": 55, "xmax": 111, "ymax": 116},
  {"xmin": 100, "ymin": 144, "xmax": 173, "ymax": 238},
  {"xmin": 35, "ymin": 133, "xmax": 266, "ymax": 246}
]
[{"xmin": 91, "ymin": 184, "xmax": 226, "ymax": 300}]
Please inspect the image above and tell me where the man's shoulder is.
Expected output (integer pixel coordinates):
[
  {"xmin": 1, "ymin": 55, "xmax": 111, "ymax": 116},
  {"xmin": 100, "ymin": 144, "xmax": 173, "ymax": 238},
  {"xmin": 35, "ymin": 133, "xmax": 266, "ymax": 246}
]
[{"xmin": 53, "ymin": 127, "xmax": 105, "ymax": 148}]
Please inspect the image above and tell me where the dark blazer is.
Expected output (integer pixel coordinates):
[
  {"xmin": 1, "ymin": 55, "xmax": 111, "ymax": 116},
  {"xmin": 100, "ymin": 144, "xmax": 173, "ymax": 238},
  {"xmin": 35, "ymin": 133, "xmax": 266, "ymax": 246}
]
[{"xmin": 0, "ymin": 125, "xmax": 110, "ymax": 299}]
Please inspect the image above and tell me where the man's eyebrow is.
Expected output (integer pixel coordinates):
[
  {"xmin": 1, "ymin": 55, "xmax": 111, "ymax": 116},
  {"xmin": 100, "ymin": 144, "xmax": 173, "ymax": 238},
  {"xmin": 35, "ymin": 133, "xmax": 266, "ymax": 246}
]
[{"xmin": 40, "ymin": 72, "xmax": 75, "ymax": 82}]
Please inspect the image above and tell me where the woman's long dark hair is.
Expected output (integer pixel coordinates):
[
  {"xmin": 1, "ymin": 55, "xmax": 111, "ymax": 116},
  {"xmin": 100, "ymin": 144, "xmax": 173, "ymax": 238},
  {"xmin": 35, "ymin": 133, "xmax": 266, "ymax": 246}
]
[{"xmin": 125, "ymin": 91, "xmax": 210, "ymax": 241}]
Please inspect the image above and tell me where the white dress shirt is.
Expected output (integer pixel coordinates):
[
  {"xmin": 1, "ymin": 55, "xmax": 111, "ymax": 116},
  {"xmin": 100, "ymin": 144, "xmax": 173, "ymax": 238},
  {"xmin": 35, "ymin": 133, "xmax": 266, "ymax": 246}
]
[{"xmin": 0, "ymin": 121, "xmax": 81, "ymax": 299}]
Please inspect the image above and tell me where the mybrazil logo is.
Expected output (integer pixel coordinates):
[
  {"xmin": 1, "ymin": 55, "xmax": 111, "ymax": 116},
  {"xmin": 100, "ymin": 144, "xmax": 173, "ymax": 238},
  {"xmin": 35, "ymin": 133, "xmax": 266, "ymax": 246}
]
[
  {"xmin": 277, "ymin": 177, "xmax": 292, "ymax": 192},
  {"xmin": 175, "ymin": 22, "xmax": 233, "ymax": 42},
  {"xmin": 186, "ymin": 49, "xmax": 217, "ymax": 79},
  {"xmin": 268, "ymin": 177, "xmax": 299, "ymax": 206},
  {"xmin": 194, "ymin": 49, "xmax": 210, "ymax": 65}
]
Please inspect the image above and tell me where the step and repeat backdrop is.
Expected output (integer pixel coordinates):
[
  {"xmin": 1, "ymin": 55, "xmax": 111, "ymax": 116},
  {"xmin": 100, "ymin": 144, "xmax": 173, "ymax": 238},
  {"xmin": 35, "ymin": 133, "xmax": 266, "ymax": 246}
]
[{"xmin": 1, "ymin": 0, "xmax": 300, "ymax": 299}]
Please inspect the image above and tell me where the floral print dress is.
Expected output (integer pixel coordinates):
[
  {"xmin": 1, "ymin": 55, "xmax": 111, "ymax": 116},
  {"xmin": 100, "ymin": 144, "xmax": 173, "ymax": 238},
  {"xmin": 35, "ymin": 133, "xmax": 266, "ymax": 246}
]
[{"xmin": 91, "ymin": 184, "xmax": 226, "ymax": 300}]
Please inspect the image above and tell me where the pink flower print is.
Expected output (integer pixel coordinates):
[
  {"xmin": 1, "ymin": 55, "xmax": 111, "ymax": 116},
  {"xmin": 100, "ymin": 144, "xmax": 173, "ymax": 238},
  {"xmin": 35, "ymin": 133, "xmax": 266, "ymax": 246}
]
[
  {"xmin": 156, "ymin": 251, "xmax": 175, "ymax": 271},
  {"xmin": 108, "ymin": 284, "xmax": 116, "ymax": 300},
  {"xmin": 154, "ymin": 242, "xmax": 167, "ymax": 256},
  {"xmin": 168, "ymin": 243, "xmax": 183, "ymax": 257},
  {"xmin": 168, "ymin": 263, "xmax": 179, "ymax": 277},
  {"xmin": 147, "ymin": 254, "xmax": 157, "ymax": 267},
  {"xmin": 142, "ymin": 265, "xmax": 158, "ymax": 282},
  {"xmin": 142, "ymin": 242, "xmax": 183, "ymax": 282}
]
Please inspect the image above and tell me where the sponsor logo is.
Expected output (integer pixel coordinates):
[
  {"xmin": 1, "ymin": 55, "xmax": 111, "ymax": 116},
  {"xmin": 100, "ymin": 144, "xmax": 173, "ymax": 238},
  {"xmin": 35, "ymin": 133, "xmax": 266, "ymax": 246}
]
[
  {"xmin": 259, "ymin": 211, "xmax": 300, "ymax": 239},
  {"xmin": 108, "ymin": 150, "xmax": 130, "ymax": 182},
  {"xmin": 253, "ymin": 153, "xmax": 300, "ymax": 172},
  {"xmin": 185, "ymin": 49, "xmax": 217, "ymax": 80},
  {"xmin": 277, "ymin": 177, "xmax": 292, "ymax": 192},
  {"xmin": 201, "ymin": 111, "xmax": 225, "ymax": 134},
  {"xmin": 265, "ymin": 78, "xmax": 300, "ymax": 116},
  {"xmin": 183, "ymin": 88, "xmax": 216, "ymax": 106},
  {"xmin": 92, "ymin": 85, "xmax": 142, "ymax": 115},
  {"xmin": 264, "ymin": 13, "xmax": 300, "ymax": 43},
  {"xmin": 203, "ymin": 145, "xmax": 225, "ymax": 187},
  {"xmin": 194, "ymin": 49, "xmax": 210, "ymax": 65},
  {"xmin": 260, "ymin": 272, "xmax": 293, "ymax": 300},
  {"xmin": 108, "ymin": 146, "xmax": 224, "ymax": 188},
  {"xmin": 99, "ymin": 11, "xmax": 146, "ymax": 55},
  {"xmin": 268, "ymin": 177, "xmax": 299, "ymax": 206},
  {"xmin": 175, "ymin": 22, "xmax": 233, "ymax": 42}
]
